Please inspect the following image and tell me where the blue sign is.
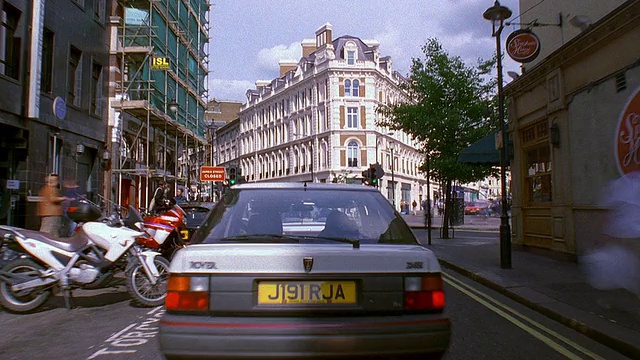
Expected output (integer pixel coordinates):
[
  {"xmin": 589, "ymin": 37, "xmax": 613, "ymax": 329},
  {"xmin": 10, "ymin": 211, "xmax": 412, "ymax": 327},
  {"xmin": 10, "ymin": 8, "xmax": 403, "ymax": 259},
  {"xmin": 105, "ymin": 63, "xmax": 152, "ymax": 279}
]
[{"xmin": 53, "ymin": 96, "xmax": 66, "ymax": 120}]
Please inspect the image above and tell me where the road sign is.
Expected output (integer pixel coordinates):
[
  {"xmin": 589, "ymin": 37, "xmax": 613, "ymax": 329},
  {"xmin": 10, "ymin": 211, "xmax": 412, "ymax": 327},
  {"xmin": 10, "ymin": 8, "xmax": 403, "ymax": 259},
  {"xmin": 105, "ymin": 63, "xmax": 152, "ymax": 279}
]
[{"xmin": 200, "ymin": 166, "xmax": 226, "ymax": 182}]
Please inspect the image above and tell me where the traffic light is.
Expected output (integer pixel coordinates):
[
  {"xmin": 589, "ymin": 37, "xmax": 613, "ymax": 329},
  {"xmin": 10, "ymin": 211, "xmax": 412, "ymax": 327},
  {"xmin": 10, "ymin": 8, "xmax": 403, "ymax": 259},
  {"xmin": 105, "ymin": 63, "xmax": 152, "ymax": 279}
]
[
  {"xmin": 369, "ymin": 164, "xmax": 379, "ymax": 186},
  {"xmin": 361, "ymin": 165, "xmax": 378, "ymax": 187},
  {"xmin": 228, "ymin": 166, "xmax": 237, "ymax": 185}
]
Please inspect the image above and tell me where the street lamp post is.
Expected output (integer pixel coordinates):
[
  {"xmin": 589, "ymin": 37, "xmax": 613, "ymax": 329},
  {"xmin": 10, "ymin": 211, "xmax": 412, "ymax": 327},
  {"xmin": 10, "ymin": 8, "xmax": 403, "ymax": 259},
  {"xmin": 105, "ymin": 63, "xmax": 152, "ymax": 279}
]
[
  {"xmin": 484, "ymin": 0, "xmax": 512, "ymax": 269},
  {"xmin": 388, "ymin": 140, "xmax": 396, "ymax": 210}
]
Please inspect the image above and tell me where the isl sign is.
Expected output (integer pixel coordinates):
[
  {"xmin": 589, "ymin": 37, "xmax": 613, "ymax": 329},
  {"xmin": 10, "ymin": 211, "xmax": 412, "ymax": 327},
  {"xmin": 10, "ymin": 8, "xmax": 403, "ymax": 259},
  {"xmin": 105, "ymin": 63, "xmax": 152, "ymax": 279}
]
[
  {"xmin": 615, "ymin": 86, "xmax": 640, "ymax": 175},
  {"xmin": 200, "ymin": 166, "xmax": 226, "ymax": 182}
]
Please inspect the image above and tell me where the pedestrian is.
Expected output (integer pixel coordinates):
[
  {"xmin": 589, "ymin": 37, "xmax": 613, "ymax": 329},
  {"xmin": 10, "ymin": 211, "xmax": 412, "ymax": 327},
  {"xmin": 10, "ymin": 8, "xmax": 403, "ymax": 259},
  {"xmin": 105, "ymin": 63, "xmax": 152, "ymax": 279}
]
[
  {"xmin": 412, "ymin": 200, "xmax": 417, "ymax": 215},
  {"xmin": 62, "ymin": 180, "xmax": 84, "ymax": 237},
  {"xmin": 149, "ymin": 181, "xmax": 176, "ymax": 215},
  {"xmin": 175, "ymin": 188, "xmax": 187, "ymax": 204},
  {"xmin": 37, "ymin": 174, "xmax": 70, "ymax": 238}
]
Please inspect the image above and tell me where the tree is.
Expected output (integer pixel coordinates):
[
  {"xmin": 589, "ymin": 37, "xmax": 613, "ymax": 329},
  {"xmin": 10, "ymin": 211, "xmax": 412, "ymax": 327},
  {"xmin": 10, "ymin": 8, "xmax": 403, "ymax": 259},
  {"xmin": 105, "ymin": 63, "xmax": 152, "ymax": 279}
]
[{"xmin": 377, "ymin": 38, "xmax": 497, "ymax": 238}]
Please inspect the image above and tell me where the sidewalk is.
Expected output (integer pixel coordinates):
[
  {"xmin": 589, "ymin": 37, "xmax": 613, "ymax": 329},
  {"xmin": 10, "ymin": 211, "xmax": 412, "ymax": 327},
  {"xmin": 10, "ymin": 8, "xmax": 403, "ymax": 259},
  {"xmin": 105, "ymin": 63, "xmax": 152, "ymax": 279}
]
[
  {"xmin": 401, "ymin": 211, "xmax": 502, "ymax": 232},
  {"xmin": 404, "ymin": 218, "xmax": 640, "ymax": 359}
]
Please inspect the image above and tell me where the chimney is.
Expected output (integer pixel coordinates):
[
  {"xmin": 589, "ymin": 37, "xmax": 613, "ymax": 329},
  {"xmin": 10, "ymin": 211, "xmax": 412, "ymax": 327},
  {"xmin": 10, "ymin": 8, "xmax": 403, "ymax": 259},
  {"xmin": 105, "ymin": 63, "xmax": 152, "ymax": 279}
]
[
  {"xmin": 301, "ymin": 39, "xmax": 316, "ymax": 57},
  {"xmin": 278, "ymin": 60, "xmax": 297, "ymax": 77},
  {"xmin": 315, "ymin": 23, "xmax": 333, "ymax": 49}
]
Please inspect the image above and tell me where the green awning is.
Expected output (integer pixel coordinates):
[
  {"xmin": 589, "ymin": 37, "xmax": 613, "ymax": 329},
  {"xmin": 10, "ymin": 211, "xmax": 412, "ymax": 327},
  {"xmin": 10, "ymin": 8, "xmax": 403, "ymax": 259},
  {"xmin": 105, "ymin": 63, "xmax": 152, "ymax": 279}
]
[{"xmin": 458, "ymin": 130, "xmax": 508, "ymax": 165}]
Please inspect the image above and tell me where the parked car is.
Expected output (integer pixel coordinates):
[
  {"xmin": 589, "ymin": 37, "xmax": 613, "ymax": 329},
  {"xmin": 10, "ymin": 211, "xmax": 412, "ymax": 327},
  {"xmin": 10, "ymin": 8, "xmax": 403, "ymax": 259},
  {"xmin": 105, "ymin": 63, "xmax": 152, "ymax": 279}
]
[
  {"xmin": 159, "ymin": 183, "xmax": 451, "ymax": 359},
  {"xmin": 464, "ymin": 200, "xmax": 491, "ymax": 215},
  {"xmin": 178, "ymin": 202, "xmax": 216, "ymax": 242}
]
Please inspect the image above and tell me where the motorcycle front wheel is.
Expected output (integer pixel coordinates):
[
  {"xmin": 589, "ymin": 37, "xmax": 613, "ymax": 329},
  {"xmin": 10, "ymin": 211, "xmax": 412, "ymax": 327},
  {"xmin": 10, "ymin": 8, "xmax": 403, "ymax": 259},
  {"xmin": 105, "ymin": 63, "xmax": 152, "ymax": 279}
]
[
  {"xmin": 0, "ymin": 258, "xmax": 51, "ymax": 313},
  {"xmin": 126, "ymin": 256, "xmax": 170, "ymax": 307}
]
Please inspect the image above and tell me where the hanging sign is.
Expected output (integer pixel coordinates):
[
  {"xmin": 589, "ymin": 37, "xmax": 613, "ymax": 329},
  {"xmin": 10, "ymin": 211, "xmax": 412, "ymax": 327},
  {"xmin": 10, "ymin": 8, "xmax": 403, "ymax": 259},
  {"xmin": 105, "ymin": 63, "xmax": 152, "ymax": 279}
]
[
  {"xmin": 615, "ymin": 86, "xmax": 640, "ymax": 175},
  {"xmin": 151, "ymin": 56, "xmax": 170, "ymax": 70},
  {"xmin": 506, "ymin": 29, "xmax": 541, "ymax": 63}
]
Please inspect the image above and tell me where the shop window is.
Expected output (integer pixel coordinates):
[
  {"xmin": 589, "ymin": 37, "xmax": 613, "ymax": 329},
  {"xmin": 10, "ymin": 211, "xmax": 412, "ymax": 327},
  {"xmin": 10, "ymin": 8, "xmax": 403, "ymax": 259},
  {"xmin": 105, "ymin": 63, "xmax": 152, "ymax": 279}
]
[{"xmin": 525, "ymin": 145, "xmax": 552, "ymax": 203}]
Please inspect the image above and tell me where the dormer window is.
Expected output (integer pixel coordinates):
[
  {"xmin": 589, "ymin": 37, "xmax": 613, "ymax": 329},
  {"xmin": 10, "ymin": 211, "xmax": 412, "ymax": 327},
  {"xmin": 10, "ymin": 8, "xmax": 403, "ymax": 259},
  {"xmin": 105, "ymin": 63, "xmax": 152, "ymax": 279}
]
[
  {"xmin": 347, "ymin": 51, "xmax": 355, "ymax": 65},
  {"xmin": 344, "ymin": 41, "xmax": 358, "ymax": 65}
]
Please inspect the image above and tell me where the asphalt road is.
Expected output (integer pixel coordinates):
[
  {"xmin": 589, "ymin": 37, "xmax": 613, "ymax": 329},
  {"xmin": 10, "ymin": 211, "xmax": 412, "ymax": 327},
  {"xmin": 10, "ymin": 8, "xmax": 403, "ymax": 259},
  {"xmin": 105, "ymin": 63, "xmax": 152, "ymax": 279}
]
[{"xmin": 0, "ymin": 264, "xmax": 629, "ymax": 360}]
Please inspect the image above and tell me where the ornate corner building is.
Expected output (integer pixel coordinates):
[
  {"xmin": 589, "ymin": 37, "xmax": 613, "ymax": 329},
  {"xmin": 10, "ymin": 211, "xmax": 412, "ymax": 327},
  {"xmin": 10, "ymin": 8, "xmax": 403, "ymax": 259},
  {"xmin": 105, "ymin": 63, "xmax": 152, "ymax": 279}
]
[{"xmin": 228, "ymin": 23, "xmax": 431, "ymax": 210}]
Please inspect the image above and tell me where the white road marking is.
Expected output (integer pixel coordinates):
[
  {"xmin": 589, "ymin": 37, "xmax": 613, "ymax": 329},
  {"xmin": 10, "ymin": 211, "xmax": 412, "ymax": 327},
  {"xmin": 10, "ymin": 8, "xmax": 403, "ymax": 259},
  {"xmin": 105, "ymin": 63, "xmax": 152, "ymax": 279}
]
[{"xmin": 87, "ymin": 306, "xmax": 165, "ymax": 359}]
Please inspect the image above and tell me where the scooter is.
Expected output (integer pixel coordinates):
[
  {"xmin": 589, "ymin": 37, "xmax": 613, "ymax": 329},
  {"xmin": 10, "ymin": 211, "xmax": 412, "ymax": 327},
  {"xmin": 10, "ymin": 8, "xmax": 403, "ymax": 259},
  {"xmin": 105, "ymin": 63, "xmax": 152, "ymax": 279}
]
[
  {"xmin": 0, "ymin": 201, "xmax": 169, "ymax": 313},
  {"xmin": 139, "ymin": 204, "xmax": 188, "ymax": 260}
]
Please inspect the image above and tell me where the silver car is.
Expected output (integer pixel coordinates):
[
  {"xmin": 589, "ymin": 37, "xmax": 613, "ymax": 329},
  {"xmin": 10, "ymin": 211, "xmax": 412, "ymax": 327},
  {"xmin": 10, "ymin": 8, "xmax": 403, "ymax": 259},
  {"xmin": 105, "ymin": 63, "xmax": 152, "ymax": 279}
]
[{"xmin": 159, "ymin": 183, "xmax": 451, "ymax": 359}]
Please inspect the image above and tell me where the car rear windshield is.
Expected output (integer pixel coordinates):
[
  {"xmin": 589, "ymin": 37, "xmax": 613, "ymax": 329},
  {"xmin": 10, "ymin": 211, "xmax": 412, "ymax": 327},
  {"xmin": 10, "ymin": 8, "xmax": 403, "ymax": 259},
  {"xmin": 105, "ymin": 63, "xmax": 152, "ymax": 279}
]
[{"xmin": 189, "ymin": 187, "xmax": 418, "ymax": 246}]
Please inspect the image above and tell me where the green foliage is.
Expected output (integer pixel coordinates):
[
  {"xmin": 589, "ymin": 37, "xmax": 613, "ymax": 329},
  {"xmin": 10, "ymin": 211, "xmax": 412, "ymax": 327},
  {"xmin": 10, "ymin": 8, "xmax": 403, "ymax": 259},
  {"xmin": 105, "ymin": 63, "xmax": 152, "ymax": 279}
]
[{"xmin": 377, "ymin": 38, "xmax": 497, "ymax": 184}]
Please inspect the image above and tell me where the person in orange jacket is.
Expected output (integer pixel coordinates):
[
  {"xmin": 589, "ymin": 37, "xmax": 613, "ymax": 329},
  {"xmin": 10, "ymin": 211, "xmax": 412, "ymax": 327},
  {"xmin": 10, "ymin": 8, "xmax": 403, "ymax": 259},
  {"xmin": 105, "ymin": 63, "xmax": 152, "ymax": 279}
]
[{"xmin": 37, "ymin": 174, "xmax": 70, "ymax": 237}]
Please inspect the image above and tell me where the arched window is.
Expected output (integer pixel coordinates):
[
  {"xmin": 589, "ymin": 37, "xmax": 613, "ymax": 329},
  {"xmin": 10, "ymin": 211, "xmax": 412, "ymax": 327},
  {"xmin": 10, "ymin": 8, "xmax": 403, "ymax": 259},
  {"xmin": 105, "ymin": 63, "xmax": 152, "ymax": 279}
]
[
  {"xmin": 347, "ymin": 141, "xmax": 359, "ymax": 167},
  {"xmin": 352, "ymin": 79, "xmax": 359, "ymax": 96},
  {"xmin": 345, "ymin": 79, "xmax": 351, "ymax": 96}
]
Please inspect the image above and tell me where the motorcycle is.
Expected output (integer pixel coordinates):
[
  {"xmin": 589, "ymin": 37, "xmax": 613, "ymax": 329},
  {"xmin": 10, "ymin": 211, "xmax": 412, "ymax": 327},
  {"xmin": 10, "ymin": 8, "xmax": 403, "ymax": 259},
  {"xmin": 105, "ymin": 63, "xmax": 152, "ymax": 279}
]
[
  {"xmin": 0, "ymin": 201, "xmax": 169, "ymax": 313},
  {"xmin": 139, "ymin": 203, "xmax": 188, "ymax": 260}
]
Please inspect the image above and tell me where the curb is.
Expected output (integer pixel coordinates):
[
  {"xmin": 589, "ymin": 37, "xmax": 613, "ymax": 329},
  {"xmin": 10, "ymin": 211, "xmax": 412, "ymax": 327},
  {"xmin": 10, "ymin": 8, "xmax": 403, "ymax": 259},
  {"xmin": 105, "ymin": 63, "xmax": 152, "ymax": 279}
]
[{"xmin": 438, "ymin": 259, "xmax": 640, "ymax": 359}]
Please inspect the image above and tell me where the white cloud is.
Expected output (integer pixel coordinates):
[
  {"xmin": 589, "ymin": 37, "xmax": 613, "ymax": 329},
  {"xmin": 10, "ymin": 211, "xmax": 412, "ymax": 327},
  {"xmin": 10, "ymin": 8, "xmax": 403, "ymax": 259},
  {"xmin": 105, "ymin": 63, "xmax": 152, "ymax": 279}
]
[
  {"xmin": 209, "ymin": 79, "xmax": 254, "ymax": 103},
  {"xmin": 256, "ymin": 42, "xmax": 301, "ymax": 74}
]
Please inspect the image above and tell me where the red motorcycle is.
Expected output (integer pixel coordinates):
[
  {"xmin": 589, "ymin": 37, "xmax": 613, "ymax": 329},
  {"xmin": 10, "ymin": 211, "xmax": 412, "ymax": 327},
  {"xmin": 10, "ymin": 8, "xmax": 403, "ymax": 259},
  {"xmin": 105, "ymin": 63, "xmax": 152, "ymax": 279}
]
[{"xmin": 137, "ymin": 204, "xmax": 188, "ymax": 260}]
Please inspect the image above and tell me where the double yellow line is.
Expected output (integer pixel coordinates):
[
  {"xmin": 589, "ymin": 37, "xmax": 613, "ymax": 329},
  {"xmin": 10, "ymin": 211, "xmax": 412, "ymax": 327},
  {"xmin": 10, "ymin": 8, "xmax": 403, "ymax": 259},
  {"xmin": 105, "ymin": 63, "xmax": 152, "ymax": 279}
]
[{"xmin": 443, "ymin": 272, "xmax": 604, "ymax": 360}]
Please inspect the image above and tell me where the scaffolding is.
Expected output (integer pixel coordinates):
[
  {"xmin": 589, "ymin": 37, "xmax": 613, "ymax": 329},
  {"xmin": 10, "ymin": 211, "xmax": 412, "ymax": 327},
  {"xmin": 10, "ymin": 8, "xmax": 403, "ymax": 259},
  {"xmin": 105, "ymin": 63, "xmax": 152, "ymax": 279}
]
[{"xmin": 110, "ymin": 0, "xmax": 210, "ymax": 210}]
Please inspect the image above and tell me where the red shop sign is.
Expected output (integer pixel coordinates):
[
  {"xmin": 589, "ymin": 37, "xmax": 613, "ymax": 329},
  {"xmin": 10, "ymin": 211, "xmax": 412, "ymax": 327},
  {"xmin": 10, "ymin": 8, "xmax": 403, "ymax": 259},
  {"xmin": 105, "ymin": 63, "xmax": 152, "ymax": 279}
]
[
  {"xmin": 506, "ymin": 29, "xmax": 540, "ymax": 63},
  {"xmin": 615, "ymin": 86, "xmax": 640, "ymax": 175}
]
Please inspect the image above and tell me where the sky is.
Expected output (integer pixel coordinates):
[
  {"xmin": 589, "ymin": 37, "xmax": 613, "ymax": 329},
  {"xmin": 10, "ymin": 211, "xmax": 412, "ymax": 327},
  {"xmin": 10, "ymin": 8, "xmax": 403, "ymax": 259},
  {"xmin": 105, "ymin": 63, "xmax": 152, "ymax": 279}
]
[{"xmin": 208, "ymin": 0, "xmax": 522, "ymax": 103}]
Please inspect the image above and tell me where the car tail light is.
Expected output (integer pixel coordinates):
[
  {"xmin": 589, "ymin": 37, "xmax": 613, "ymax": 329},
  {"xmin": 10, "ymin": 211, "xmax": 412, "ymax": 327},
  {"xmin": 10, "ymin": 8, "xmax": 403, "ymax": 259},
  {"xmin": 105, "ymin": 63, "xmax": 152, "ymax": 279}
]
[
  {"xmin": 165, "ymin": 275, "xmax": 209, "ymax": 311},
  {"xmin": 404, "ymin": 274, "xmax": 445, "ymax": 311}
]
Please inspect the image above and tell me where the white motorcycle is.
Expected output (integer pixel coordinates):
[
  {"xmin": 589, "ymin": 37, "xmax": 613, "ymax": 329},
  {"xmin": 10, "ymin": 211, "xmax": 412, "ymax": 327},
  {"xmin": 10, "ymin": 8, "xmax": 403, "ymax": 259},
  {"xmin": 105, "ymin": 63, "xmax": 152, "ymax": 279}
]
[{"xmin": 0, "ymin": 202, "xmax": 169, "ymax": 313}]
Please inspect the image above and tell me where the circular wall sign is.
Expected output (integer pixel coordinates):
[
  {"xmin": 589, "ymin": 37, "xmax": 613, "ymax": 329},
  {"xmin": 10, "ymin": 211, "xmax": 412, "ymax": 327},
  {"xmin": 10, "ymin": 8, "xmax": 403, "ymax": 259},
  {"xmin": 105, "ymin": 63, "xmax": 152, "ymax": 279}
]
[
  {"xmin": 52, "ymin": 96, "xmax": 67, "ymax": 120},
  {"xmin": 506, "ymin": 29, "xmax": 541, "ymax": 63},
  {"xmin": 615, "ymin": 86, "xmax": 640, "ymax": 175}
]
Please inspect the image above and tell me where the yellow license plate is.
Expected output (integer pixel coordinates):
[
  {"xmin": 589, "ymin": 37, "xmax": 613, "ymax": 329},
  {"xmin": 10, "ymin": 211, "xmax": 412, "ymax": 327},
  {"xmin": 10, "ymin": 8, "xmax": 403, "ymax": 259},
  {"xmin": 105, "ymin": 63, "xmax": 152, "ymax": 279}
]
[
  {"xmin": 258, "ymin": 281, "xmax": 356, "ymax": 305},
  {"xmin": 180, "ymin": 230, "xmax": 189, "ymax": 240}
]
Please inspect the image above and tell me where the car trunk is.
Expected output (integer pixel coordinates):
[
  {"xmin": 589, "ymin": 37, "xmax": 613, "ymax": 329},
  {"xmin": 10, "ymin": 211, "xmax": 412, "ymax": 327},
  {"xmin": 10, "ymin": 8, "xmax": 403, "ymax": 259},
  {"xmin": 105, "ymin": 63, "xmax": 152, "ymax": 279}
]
[{"xmin": 170, "ymin": 244, "xmax": 443, "ymax": 316}]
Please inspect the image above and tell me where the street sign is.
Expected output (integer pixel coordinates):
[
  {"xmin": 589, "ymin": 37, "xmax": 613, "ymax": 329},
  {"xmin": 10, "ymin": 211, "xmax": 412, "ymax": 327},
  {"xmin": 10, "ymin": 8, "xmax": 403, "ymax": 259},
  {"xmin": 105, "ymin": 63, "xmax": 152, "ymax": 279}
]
[
  {"xmin": 6, "ymin": 180, "xmax": 19, "ymax": 190},
  {"xmin": 200, "ymin": 166, "xmax": 226, "ymax": 182}
]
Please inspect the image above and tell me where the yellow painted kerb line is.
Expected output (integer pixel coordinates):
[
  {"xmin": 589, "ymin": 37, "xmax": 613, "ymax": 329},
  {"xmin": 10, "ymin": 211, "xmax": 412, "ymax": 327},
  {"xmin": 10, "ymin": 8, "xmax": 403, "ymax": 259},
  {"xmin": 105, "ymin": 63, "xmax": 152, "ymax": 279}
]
[{"xmin": 443, "ymin": 272, "xmax": 604, "ymax": 360}]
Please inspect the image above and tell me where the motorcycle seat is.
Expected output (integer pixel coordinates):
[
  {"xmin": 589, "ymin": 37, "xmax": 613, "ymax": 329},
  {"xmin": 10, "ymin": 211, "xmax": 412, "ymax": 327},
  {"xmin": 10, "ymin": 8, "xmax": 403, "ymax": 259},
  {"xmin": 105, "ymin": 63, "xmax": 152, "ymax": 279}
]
[{"xmin": 18, "ymin": 229, "xmax": 89, "ymax": 253}]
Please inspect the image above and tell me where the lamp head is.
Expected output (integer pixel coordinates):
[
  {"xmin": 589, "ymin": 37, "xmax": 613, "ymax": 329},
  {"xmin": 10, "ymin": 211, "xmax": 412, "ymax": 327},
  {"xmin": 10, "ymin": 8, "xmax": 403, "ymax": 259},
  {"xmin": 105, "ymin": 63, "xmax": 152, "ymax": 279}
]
[
  {"xmin": 168, "ymin": 100, "xmax": 179, "ymax": 113},
  {"xmin": 483, "ymin": 1, "xmax": 512, "ymax": 36}
]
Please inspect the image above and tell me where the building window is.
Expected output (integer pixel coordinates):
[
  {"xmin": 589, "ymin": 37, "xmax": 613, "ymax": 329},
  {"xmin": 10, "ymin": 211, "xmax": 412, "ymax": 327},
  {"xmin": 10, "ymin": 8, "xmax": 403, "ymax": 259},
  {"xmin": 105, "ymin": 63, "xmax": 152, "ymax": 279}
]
[
  {"xmin": 93, "ymin": 0, "xmax": 105, "ymax": 23},
  {"xmin": 91, "ymin": 61, "xmax": 103, "ymax": 116},
  {"xmin": 347, "ymin": 107, "xmax": 358, "ymax": 128},
  {"xmin": 344, "ymin": 79, "xmax": 359, "ymax": 97},
  {"xmin": 41, "ymin": 29, "xmax": 54, "ymax": 93},
  {"xmin": 347, "ymin": 50, "xmax": 355, "ymax": 65},
  {"xmin": 68, "ymin": 46, "xmax": 83, "ymax": 107},
  {"xmin": 0, "ymin": 2, "xmax": 21, "ymax": 80},
  {"xmin": 347, "ymin": 141, "xmax": 359, "ymax": 167},
  {"xmin": 525, "ymin": 145, "xmax": 552, "ymax": 203}
]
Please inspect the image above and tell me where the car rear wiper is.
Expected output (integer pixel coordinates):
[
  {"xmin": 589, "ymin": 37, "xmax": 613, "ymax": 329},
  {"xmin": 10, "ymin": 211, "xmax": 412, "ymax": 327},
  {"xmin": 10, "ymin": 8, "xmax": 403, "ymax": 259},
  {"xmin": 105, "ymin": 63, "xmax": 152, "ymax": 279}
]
[
  {"xmin": 294, "ymin": 235, "xmax": 360, "ymax": 249},
  {"xmin": 219, "ymin": 234, "xmax": 300, "ymax": 243}
]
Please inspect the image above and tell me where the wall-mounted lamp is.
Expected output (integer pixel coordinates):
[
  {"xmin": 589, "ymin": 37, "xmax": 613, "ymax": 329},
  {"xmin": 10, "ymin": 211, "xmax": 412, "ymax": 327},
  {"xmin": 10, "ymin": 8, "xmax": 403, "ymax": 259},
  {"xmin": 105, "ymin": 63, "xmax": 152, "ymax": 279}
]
[
  {"xmin": 550, "ymin": 122, "xmax": 560, "ymax": 147},
  {"xmin": 168, "ymin": 99, "xmax": 179, "ymax": 114},
  {"xmin": 76, "ymin": 144, "xmax": 85, "ymax": 154},
  {"xmin": 101, "ymin": 149, "xmax": 111, "ymax": 170}
]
